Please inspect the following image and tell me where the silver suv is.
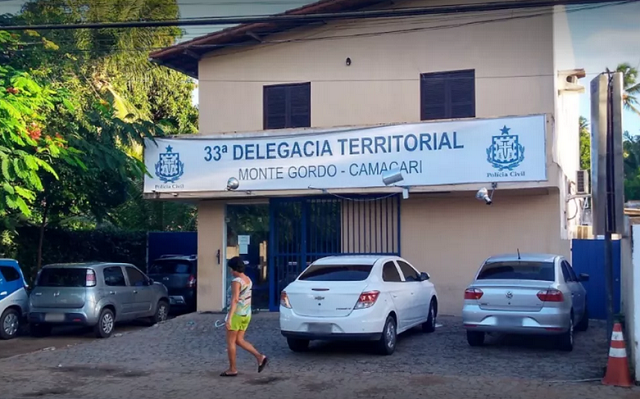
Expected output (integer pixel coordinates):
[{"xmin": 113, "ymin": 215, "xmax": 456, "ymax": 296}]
[{"xmin": 28, "ymin": 263, "xmax": 170, "ymax": 338}]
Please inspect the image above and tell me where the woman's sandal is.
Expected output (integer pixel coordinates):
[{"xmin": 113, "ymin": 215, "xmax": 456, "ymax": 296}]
[
  {"xmin": 258, "ymin": 356, "xmax": 269, "ymax": 373},
  {"xmin": 220, "ymin": 371, "xmax": 238, "ymax": 377}
]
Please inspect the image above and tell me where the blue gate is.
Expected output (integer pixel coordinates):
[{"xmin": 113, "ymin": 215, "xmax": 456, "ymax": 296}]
[
  {"xmin": 147, "ymin": 232, "xmax": 198, "ymax": 271},
  {"xmin": 571, "ymin": 239, "xmax": 621, "ymax": 320},
  {"xmin": 268, "ymin": 195, "xmax": 401, "ymax": 311}
]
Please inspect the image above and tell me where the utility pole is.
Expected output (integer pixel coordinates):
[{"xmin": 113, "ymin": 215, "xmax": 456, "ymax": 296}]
[{"xmin": 591, "ymin": 71, "xmax": 624, "ymax": 341}]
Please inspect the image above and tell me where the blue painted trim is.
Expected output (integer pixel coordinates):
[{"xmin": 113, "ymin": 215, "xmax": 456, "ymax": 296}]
[{"xmin": 268, "ymin": 198, "xmax": 277, "ymax": 312}]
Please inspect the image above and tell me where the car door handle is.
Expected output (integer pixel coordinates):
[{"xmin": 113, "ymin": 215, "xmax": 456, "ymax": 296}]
[
  {"xmin": 0, "ymin": 291, "xmax": 6, "ymax": 296},
  {"xmin": 392, "ymin": 294, "xmax": 398, "ymax": 298},
  {"xmin": 34, "ymin": 292, "xmax": 42, "ymax": 296},
  {"xmin": 133, "ymin": 290, "xmax": 138, "ymax": 294},
  {"xmin": 109, "ymin": 291, "xmax": 116, "ymax": 295}
]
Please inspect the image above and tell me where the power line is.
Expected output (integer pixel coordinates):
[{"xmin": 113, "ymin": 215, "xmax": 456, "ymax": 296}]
[
  {"xmin": 5, "ymin": 1, "xmax": 628, "ymax": 54},
  {"xmin": 0, "ymin": 0, "xmax": 636, "ymax": 31}
]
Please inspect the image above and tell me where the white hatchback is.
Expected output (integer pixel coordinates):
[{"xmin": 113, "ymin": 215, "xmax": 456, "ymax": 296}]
[{"xmin": 279, "ymin": 255, "xmax": 438, "ymax": 355}]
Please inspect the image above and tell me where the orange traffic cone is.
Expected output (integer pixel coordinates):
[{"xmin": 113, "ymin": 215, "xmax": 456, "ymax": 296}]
[{"xmin": 602, "ymin": 322, "xmax": 633, "ymax": 387}]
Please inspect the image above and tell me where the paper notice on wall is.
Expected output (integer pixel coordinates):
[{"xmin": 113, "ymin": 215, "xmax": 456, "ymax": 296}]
[
  {"xmin": 239, "ymin": 244, "xmax": 249, "ymax": 255},
  {"xmin": 238, "ymin": 235, "xmax": 251, "ymax": 245}
]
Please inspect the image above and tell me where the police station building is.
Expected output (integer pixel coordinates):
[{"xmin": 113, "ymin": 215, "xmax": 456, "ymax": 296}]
[{"xmin": 146, "ymin": 0, "xmax": 586, "ymax": 316}]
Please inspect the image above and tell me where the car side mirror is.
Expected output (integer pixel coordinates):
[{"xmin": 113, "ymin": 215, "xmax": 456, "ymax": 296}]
[
  {"xmin": 420, "ymin": 272, "xmax": 430, "ymax": 281},
  {"xmin": 579, "ymin": 273, "xmax": 589, "ymax": 282},
  {"xmin": 148, "ymin": 279, "xmax": 154, "ymax": 285}
]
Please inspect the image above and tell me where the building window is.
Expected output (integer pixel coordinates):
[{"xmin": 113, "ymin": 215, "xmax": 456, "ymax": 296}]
[
  {"xmin": 263, "ymin": 82, "xmax": 311, "ymax": 130},
  {"xmin": 420, "ymin": 69, "xmax": 475, "ymax": 121}
]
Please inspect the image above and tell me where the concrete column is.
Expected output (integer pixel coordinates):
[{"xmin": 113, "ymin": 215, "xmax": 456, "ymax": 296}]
[{"xmin": 197, "ymin": 200, "xmax": 225, "ymax": 312}]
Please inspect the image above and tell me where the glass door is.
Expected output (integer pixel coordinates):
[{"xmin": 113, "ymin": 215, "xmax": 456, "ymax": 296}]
[{"xmin": 225, "ymin": 204, "xmax": 270, "ymax": 311}]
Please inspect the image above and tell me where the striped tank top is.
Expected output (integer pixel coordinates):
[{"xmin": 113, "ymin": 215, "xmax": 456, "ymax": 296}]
[{"xmin": 228, "ymin": 277, "xmax": 252, "ymax": 316}]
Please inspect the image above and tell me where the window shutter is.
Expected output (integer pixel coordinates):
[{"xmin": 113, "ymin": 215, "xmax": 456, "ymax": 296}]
[
  {"xmin": 264, "ymin": 83, "xmax": 311, "ymax": 129},
  {"xmin": 288, "ymin": 83, "xmax": 311, "ymax": 128},
  {"xmin": 421, "ymin": 75, "xmax": 447, "ymax": 120},
  {"xmin": 264, "ymin": 86, "xmax": 287, "ymax": 129},
  {"xmin": 420, "ymin": 69, "xmax": 475, "ymax": 121},
  {"xmin": 449, "ymin": 70, "xmax": 475, "ymax": 119}
]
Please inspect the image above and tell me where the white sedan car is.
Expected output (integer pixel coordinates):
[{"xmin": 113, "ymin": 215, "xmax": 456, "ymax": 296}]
[{"xmin": 279, "ymin": 255, "xmax": 438, "ymax": 355}]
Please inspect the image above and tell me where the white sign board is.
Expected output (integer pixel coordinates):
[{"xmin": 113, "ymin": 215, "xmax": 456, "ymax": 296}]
[
  {"xmin": 238, "ymin": 235, "xmax": 251, "ymax": 245},
  {"xmin": 144, "ymin": 115, "xmax": 547, "ymax": 193}
]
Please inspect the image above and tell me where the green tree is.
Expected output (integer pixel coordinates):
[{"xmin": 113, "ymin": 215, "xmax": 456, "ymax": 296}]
[
  {"xmin": 8, "ymin": 0, "xmax": 197, "ymax": 236},
  {"xmin": 0, "ymin": 31, "xmax": 82, "ymax": 225},
  {"xmin": 579, "ymin": 116, "xmax": 591, "ymax": 171},
  {"xmin": 614, "ymin": 63, "xmax": 640, "ymax": 116},
  {"xmin": 623, "ymin": 131, "xmax": 640, "ymax": 200}
]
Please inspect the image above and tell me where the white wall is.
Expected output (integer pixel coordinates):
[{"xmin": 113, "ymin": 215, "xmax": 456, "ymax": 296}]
[
  {"xmin": 198, "ymin": 0, "xmax": 555, "ymax": 134},
  {"xmin": 552, "ymin": 5, "xmax": 583, "ymax": 240}
]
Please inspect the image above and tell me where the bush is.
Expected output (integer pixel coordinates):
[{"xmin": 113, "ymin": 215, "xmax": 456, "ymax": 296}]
[{"xmin": 4, "ymin": 227, "xmax": 147, "ymax": 283}]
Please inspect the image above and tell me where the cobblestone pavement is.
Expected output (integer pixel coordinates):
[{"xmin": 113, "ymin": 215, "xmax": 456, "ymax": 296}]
[{"xmin": 0, "ymin": 313, "xmax": 638, "ymax": 399}]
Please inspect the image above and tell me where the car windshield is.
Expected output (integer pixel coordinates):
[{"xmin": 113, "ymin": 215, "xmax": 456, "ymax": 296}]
[
  {"xmin": 149, "ymin": 261, "xmax": 192, "ymax": 275},
  {"xmin": 298, "ymin": 264, "xmax": 373, "ymax": 282},
  {"xmin": 37, "ymin": 268, "xmax": 88, "ymax": 287},
  {"xmin": 477, "ymin": 261, "xmax": 555, "ymax": 281}
]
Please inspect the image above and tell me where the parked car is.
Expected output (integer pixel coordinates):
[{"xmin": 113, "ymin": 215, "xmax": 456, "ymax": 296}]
[
  {"xmin": 280, "ymin": 255, "xmax": 438, "ymax": 355},
  {"xmin": 28, "ymin": 262, "xmax": 170, "ymax": 338},
  {"xmin": 0, "ymin": 259, "xmax": 29, "ymax": 340},
  {"xmin": 462, "ymin": 253, "xmax": 589, "ymax": 351},
  {"xmin": 148, "ymin": 255, "xmax": 197, "ymax": 312}
]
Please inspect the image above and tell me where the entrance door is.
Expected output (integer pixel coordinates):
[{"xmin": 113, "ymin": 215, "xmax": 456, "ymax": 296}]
[
  {"xmin": 225, "ymin": 204, "xmax": 270, "ymax": 311},
  {"xmin": 269, "ymin": 195, "xmax": 401, "ymax": 311}
]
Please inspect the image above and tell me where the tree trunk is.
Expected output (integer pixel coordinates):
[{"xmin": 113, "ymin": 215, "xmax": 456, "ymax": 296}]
[{"xmin": 36, "ymin": 200, "xmax": 50, "ymax": 272}]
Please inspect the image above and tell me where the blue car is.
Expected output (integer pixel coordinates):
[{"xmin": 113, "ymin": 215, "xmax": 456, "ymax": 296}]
[{"xmin": 0, "ymin": 259, "xmax": 29, "ymax": 340}]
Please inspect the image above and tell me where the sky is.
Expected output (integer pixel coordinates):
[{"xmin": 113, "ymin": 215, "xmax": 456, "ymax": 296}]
[{"xmin": 1, "ymin": 0, "xmax": 639, "ymax": 134}]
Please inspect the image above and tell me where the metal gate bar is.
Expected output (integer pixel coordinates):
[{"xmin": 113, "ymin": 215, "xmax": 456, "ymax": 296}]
[{"xmin": 268, "ymin": 195, "xmax": 401, "ymax": 311}]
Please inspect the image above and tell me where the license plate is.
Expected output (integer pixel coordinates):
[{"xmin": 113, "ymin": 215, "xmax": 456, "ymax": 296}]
[
  {"xmin": 308, "ymin": 323, "xmax": 332, "ymax": 333},
  {"xmin": 496, "ymin": 316, "xmax": 522, "ymax": 327},
  {"xmin": 44, "ymin": 313, "xmax": 65, "ymax": 322}
]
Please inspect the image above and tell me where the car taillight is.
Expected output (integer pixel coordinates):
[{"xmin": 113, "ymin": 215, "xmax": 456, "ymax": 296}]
[
  {"xmin": 464, "ymin": 288, "xmax": 483, "ymax": 300},
  {"xmin": 86, "ymin": 269, "xmax": 96, "ymax": 287},
  {"xmin": 280, "ymin": 291, "xmax": 291, "ymax": 309},
  {"xmin": 537, "ymin": 289, "xmax": 564, "ymax": 302},
  {"xmin": 354, "ymin": 291, "xmax": 380, "ymax": 310},
  {"xmin": 187, "ymin": 275, "xmax": 196, "ymax": 288}
]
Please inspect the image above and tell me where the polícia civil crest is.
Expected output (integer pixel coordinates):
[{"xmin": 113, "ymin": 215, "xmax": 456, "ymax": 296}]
[
  {"xmin": 155, "ymin": 146, "xmax": 184, "ymax": 183},
  {"xmin": 486, "ymin": 126, "xmax": 525, "ymax": 171}
]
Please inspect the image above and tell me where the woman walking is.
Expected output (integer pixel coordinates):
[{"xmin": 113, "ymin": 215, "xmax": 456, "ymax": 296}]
[{"xmin": 221, "ymin": 256, "xmax": 268, "ymax": 377}]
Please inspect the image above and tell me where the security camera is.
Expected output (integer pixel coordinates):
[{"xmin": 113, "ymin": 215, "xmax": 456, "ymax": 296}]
[
  {"xmin": 476, "ymin": 187, "xmax": 492, "ymax": 205},
  {"xmin": 382, "ymin": 169, "xmax": 404, "ymax": 186}
]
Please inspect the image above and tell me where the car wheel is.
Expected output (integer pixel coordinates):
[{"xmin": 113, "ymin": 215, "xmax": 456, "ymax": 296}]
[
  {"xmin": 149, "ymin": 300, "xmax": 169, "ymax": 325},
  {"xmin": 0, "ymin": 309, "xmax": 20, "ymax": 340},
  {"xmin": 30, "ymin": 323, "xmax": 52, "ymax": 338},
  {"xmin": 287, "ymin": 338, "xmax": 310, "ymax": 352},
  {"xmin": 422, "ymin": 300, "xmax": 436, "ymax": 333},
  {"xmin": 558, "ymin": 315, "xmax": 574, "ymax": 352},
  {"xmin": 377, "ymin": 315, "xmax": 397, "ymax": 355},
  {"xmin": 575, "ymin": 305, "xmax": 589, "ymax": 332},
  {"xmin": 466, "ymin": 331, "xmax": 485, "ymax": 347},
  {"xmin": 94, "ymin": 308, "xmax": 115, "ymax": 339}
]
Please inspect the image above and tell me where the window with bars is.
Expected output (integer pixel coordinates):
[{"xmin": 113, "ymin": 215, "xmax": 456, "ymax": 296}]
[
  {"xmin": 420, "ymin": 70, "xmax": 475, "ymax": 121},
  {"xmin": 263, "ymin": 82, "xmax": 311, "ymax": 130}
]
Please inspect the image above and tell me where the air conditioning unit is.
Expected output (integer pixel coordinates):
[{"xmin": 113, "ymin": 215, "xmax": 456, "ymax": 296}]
[{"xmin": 576, "ymin": 170, "xmax": 590, "ymax": 195}]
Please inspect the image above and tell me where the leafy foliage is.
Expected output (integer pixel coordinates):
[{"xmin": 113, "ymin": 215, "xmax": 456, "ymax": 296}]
[
  {"xmin": 615, "ymin": 63, "xmax": 640, "ymax": 116},
  {"xmin": 4, "ymin": 226, "xmax": 147, "ymax": 283},
  {"xmin": 579, "ymin": 116, "xmax": 590, "ymax": 171},
  {"xmin": 3, "ymin": 0, "xmax": 198, "ymax": 233},
  {"xmin": 0, "ymin": 31, "xmax": 82, "ymax": 223}
]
